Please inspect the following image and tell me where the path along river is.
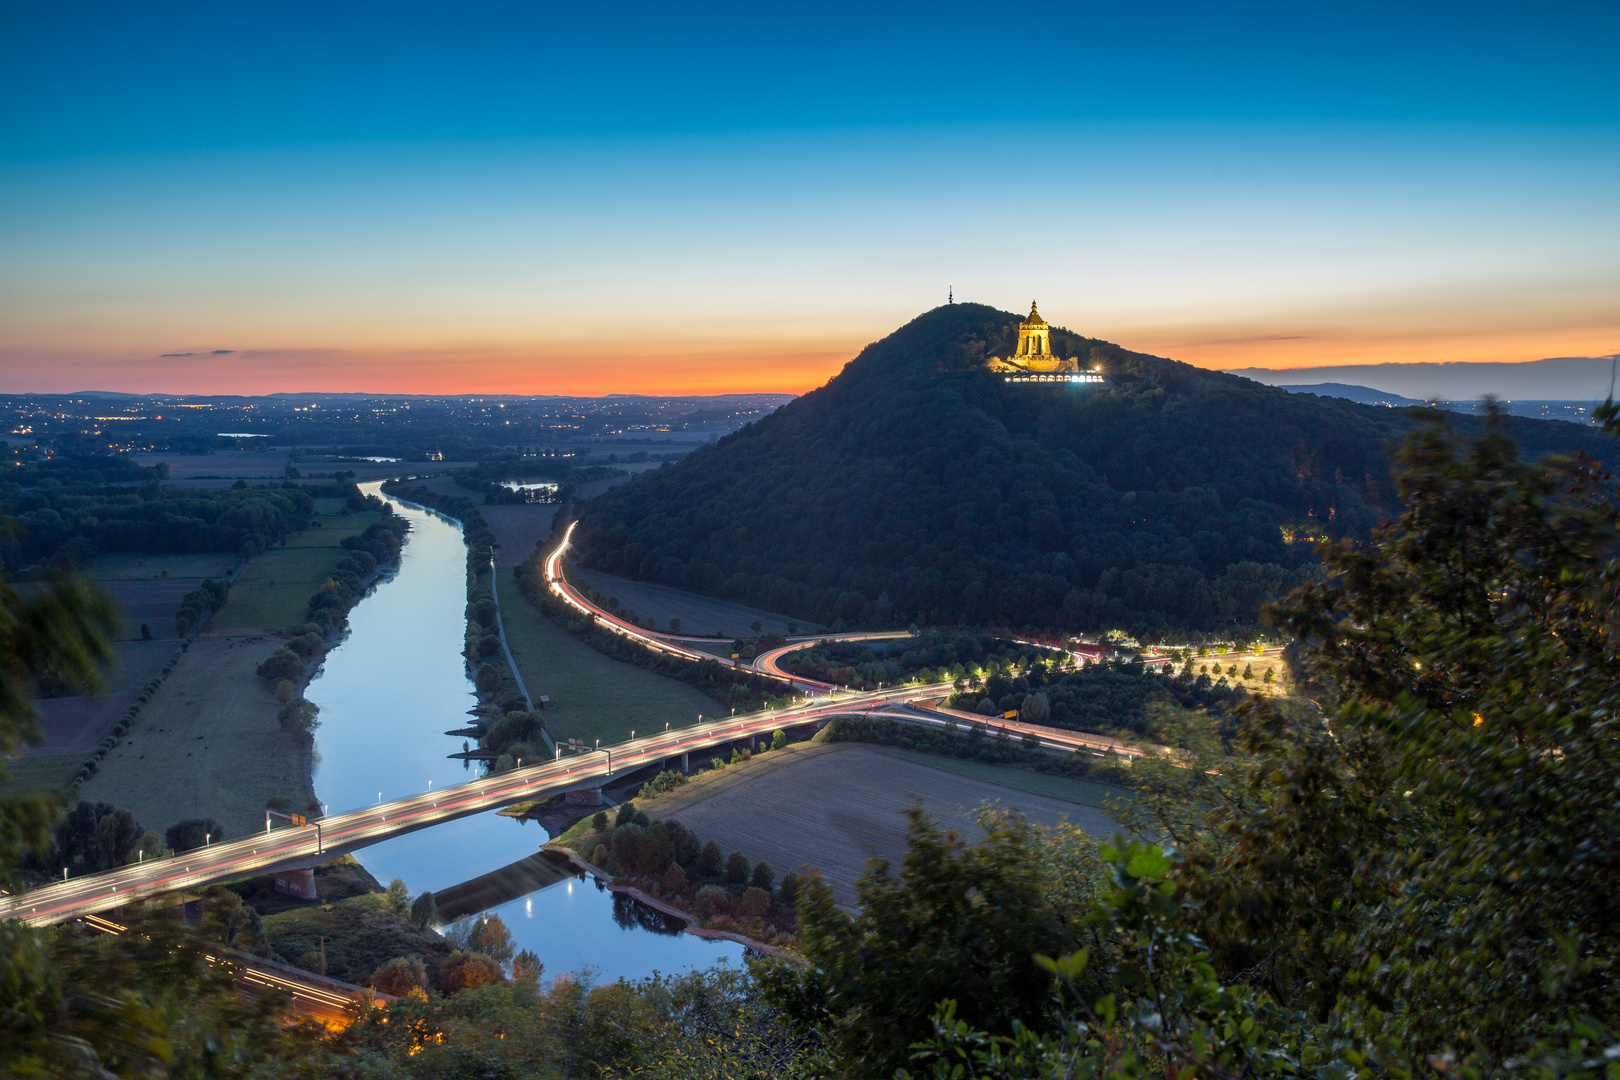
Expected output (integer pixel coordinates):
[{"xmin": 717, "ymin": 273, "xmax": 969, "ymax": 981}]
[{"xmin": 303, "ymin": 484, "xmax": 742, "ymax": 980}]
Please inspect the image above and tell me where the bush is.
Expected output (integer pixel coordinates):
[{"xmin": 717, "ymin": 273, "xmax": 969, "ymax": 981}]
[
  {"xmin": 591, "ymin": 811, "xmax": 608, "ymax": 831},
  {"xmin": 638, "ymin": 770, "xmax": 688, "ymax": 798},
  {"xmin": 277, "ymin": 698, "xmax": 319, "ymax": 734},
  {"xmin": 614, "ymin": 801, "xmax": 639, "ymax": 827},
  {"xmin": 441, "ymin": 950, "xmax": 503, "ymax": 992},
  {"xmin": 740, "ymin": 886, "xmax": 771, "ymax": 919},
  {"xmin": 694, "ymin": 885, "xmax": 732, "ymax": 919},
  {"xmin": 663, "ymin": 863, "xmax": 689, "ymax": 893},
  {"xmin": 165, "ymin": 817, "xmax": 223, "ymax": 853},
  {"xmin": 770, "ymin": 728, "xmax": 787, "ymax": 750},
  {"xmin": 371, "ymin": 956, "xmax": 427, "ymax": 996},
  {"xmin": 255, "ymin": 648, "xmax": 304, "ymax": 683},
  {"xmin": 612, "ymin": 824, "xmax": 644, "ymax": 869},
  {"xmin": 286, "ymin": 631, "xmax": 325, "ymax": 658},
  {"xmin": 273, "ymin": 679, "xmax": 296, "ymax": 704}
]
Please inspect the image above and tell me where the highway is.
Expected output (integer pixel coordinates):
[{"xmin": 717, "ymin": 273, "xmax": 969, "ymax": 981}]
[
  {"xmin": 82, "ymin": 912, "xmax": 378, "ymax": 1027},
  {"xmin": 0, "ymin": 682, "xmax": 949, "ymax": 927}
]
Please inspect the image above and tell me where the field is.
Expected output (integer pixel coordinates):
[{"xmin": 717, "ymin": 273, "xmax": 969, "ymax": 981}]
[
  {"xmin": 0, "ymin": 753, "xmax": 84, "ymax": 797},
  {"xmin": 90, "ymin": 552, "xmax": 240, "ymax": 581},
  {"xmin": 132, "ymin": 451, "xmax": 289, "ymax": 478},
  {"xmin": 211, "ymin": 510, "xmax": 380, "ymax": 632},
  {"xmin": 621, "ymin": 742, "xmax": 1119, "ymax": 905},
  {"xmin": 481, "ymin": 503, "xmax": 559, "ymax": 567},
  {"xmin": 27, "ymin": 638, "xmax": 177, "ymax": 757},
  {"xmin": 496, "ymin": 568, "xmax": 721, "ymax": 746},
  {"xmin": 79, "ymin": 634, "xmax": 315, "ymax": 842},
  {"xmin": 858, "ymin": 746, "xmax": 1134, "ymax": 811},
  {"xmin": 573, "ymin": 568, "xmax": 824, "ymax": 637}
]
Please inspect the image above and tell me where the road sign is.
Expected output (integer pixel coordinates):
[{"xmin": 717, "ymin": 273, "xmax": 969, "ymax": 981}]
[
  {"xmin": 1003, "ymin": 710, "xmax": 1018, "ymax": 720},
  {"xmin": 289, "ymin": 814, "xmax": 306, "ymax": 826}
]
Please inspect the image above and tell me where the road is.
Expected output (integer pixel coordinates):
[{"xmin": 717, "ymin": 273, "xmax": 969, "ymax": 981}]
[
  {"xmin": 82, "ymin": 912, "xmax": 378, "ymax": 1028},
  {"xmin": 1, "ymin": 683, "xmax": 949, "ymax": 927},
  {"xmin": 545, "ymin": 521, "xmax": 911, "ymax": 692}
]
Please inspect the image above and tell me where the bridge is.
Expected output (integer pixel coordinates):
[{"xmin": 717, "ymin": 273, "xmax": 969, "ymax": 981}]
[
  {"xmin": 0, "ymin": 684, "xmax": 948, "ymax": 927},
  {"xmin": 5, "ymin": 522, "xmax": 1171, "ymax": 928}
]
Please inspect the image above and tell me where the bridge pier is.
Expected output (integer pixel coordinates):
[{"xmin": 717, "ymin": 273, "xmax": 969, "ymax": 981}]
[
  {"xmin": 681, "ymin": 752, "xmax": 689, "ymax": 773},
  {"xmin": 274, "ymin": 867, "xmax": 317, "ymax": 901}
]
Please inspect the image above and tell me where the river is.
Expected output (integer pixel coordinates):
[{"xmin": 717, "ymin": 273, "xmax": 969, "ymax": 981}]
[{"xmin": 303, "ymin": 484, "xmax": 743, "ymax": 981}]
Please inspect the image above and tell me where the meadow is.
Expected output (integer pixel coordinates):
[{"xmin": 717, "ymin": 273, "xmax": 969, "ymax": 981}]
[
  {"xmin": 618, "ymin": 741, "xmax": 1119, "ymax": 905},
  {"xmin": 79, "ymin": 634, "xmax": 315, "ymax": 841},
  {"xmin": 495, "ymin": 568, "xmax": 720, "ymax": 747},
  {"xmin": 212, "ymin": 510, "xmax": 380, "ymax": 632}
]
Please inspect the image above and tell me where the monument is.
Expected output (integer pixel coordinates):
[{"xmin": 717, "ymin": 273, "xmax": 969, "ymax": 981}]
[{"xmin": 987, "ymin": 302, "xmax": 1107, "ymax": 384}]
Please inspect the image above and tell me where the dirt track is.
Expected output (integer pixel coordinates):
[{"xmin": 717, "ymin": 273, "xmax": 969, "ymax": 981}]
[{"xmin": 631, "ymin": 743, "xmax": 1118, "ymax": 905}]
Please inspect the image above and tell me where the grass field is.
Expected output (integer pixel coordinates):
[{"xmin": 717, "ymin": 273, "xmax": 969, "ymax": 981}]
[
  {"xmin": 861, "ymin": 746, "xmax": 1135, "ymax": 811},
  {"xmin": 79, "ymin": 634, "xmax": 315, "ymax": 841},
  {"xmin": 496, "ymin": 568, "xmax": 721, "ymax": 746},
  {"xmin": 89, "ymin": 553, "xmax": 239, "ymax": 580},
  {"xmin": 610, "ymin": 742, "xmax": 1120, "ymax": 905},
  {"xmin": 211, "ymin": 511, "xmax": 379, "ymax": 632},
  {"xmin": 573, "ymin": 568, "xmax": 823, "ymax": 637},
  {"xmin": 0, "ymin": 753, "xmax": 83, "ymax": 797}
]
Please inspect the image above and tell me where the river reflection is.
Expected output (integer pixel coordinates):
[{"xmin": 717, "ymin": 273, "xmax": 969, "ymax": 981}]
[{"xmin": 305, "ymin": 484, "xmax": 741, "ymax": 980}]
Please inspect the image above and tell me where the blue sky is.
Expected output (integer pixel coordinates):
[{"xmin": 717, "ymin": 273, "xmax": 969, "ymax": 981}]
[{"xmin": 1, "ymin": 1, "xmax": 1616, "ymax": 394}]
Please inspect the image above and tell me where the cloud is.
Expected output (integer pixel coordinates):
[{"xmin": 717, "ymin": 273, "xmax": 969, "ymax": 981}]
[
  {"xmin": 159, "ymin": 352, "xmax": 194, "ymax": 357},
  {"xmin": 211, "ymin": 349, "xmax": 234, "ymax": 354}
]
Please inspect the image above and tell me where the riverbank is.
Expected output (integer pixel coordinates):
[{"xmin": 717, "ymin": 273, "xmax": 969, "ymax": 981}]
[
  {"xmin": 74, "ymin": 499, "xmax": 404, "ymax": 840},
  {"xmin": 546, "ymin": 845, "xmax": 796, "ymax": 961}
]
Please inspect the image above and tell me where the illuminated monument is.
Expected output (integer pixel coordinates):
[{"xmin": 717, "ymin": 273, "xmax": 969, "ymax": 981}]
[{"xmin": 988, "ymin": 302, "xmax": 1106, "ymax": 383}]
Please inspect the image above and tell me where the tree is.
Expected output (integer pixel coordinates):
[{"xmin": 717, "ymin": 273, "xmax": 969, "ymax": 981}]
[
  {"xmin": 441, "ymin": 950, "xmax": 504, "ymax": 992},
  {"xmin": 1018, "ymin": 691, "xmax": 1050, "ymax": 724},
  {"xmin": 165, "ymin": 816, "xmax": 223, "ymax": 853},
  {"xmin": 751, "ymin": 620, "xmax": 763, "ymax": 634},
  {"xmin": 372, "ymin": 956, "xmax": 428, "ymax": 996},
  {"xmin": 384, "ymin": 877, "xmax": 410, "ymax": 914},
  {"xmin": 42, "ymin": 800, "xmax": 143, "ymax": 875},
  {"xmin": 749, "ymin": 860, "xmax": 775, "ymax": 892},
  {"xmin": 724, "ymin": 849, "xmax": 750, "ymax": 887},
  {"xmin": 770, "ymin": 728, "xmax": 787, "ymax": 750},
  {"xmin": 668, "ymin": 617, "xmax": 681, "ymax": 634},
  {"xmin": 760, "ymin": 806, "xmax": 1076, "ymax": 1078},
  {"xmin": 511, "ymin": 948, "xmax": 543, "ymax": 982},
  {"xmin": 409, "ymin": 889, "xmax": 438, "ymax": 930}
]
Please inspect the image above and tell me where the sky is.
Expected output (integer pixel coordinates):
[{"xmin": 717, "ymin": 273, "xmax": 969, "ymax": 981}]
[{"xmin": 1, "ymin": 0, "xmax": 1616, "ymax": 396}]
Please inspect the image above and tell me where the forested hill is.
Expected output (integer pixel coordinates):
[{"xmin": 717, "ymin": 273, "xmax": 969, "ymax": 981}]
[{"xmin": 569, "ymin": 303, "xmax": 1609, "ymax": 639}]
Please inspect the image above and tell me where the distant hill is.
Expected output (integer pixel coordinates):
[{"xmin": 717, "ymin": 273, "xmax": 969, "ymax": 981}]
[
  {"xmin": 1230, "ymin": 355, "xmax": 1620, "ymax": 401},
  {"xmin": 569, "ymin": 304, "xmax": 1612, "ymax": 639},
  {"xmin": 1277, "ymin": 383, "xmax": 1425, "ymax": 407}
]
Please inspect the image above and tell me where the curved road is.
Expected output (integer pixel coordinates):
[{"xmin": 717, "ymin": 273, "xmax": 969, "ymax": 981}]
[{"xmin": 545, "ymin": 522, "xmax": 912, "ymax": 692}]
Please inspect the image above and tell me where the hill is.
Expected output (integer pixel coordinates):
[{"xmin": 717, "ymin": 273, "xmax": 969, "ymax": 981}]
[
  {"xmin": 1276, "ymin": 382, "xmax": 1425, "ymax": 407},
  {"xmin": 568, "ymin": 304, "xmax": 1610, "ymax": 639}
]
